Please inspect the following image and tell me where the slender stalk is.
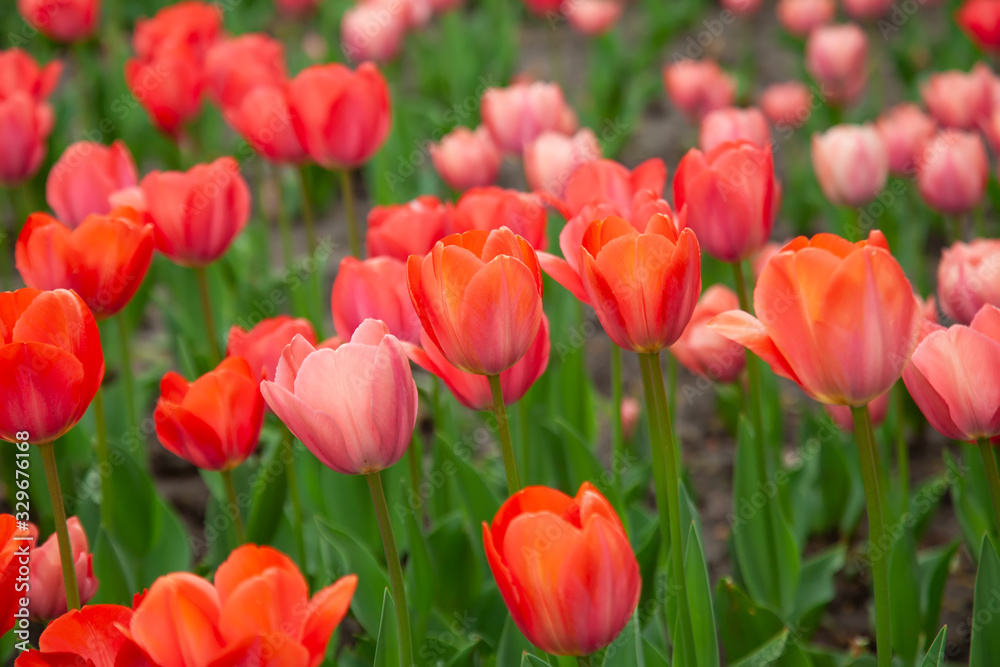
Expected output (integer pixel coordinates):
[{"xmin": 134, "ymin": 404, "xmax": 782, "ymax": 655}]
[
  {"xmin": 338, "ymin": 169, "xmax": 361, "ymax": 258},
  {"xmin": 851, "ymin": 404, "xmax": 893, "ymax": 667},
  {"xmin": 611, "ymin": 345, "xmax": 625, "ymax": 480},
  {"xmin": 577, "ymin": 656, "xmax": 593, "ymax": 667},
  {"xmin": 367, "ymin": 471, "xmax": 414, "ymax": 667},
  {"xmin": 93, "ymin": 388, "xmax": 112, "ymax": 528},
  {"xmin": 39, "ymin": 442, "xmax": 80, "ymax": 611},
  {"xmin": 274, "ymin": 168, "xmax": 293, "ymax": 270},
  {"xmin": 894, "ymin": 384, "xmax": 909, "ymax": 509},
  {"xmin": 977, "ymin": 438, "xmax": 1000, "ymax": 541},
  {"xmin": 282, "ymin": 428, "xmax": 306, "ymax": 567},
  {"xmin": 974, "ymin": 204, "xmax": 987, "ymax": 238},
  {"xmin": 116, "ymin": 313, "xmax": 137, "ymax": 433},
  {"xmin": 639, "ymin": 352, "xmax": 696, "ymax": 664},
  {"xmin": 296, "ymin": 166, "xmax": 317, "ymax": 256},
  {"xmin": 488, "ymin": 374, "xmax": 522, "ymax": 495},
  {"xmin": 194, "ymin": 266, "xmax": 221, "ymax": 364},
  {"xmin": 221, "ymin": 469, "xmax": 245, "ymax": 544}
]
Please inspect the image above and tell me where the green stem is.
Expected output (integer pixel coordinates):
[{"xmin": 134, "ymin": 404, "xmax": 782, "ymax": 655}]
[
  {"xmin": 851, "ymin": 404, "xmax": 893, "ymax": 667},
  {"xmin": 978, "ymin": 438, "xmax": 1000, "ymax": 541},
  {"xmin": 39, "ymin": 441, "xmax": 80, "ymax": 611},
  {"xmin": 338, "ymin": 169, "xmax": 361, "ymax": 258},
  {"xmin": 488, "ymin": 374, "xmax": 522, "ymax": 495},
  {"xmin": 282, "ymin": 428, "xmax": 306, "ymax": 567},
  {"xmin": 611, "ymin": 345, "xmax": 625, "ymax": 480},
  {"xmin": 194, "ymin": 266, "xmax": 221, "ymax": 364},
  {"xmin": 974, "ymin": 204, "xmax": 987, "ymax": 238},
  {"xmin": 274, "ymin": 167, "xmax": 294, "ymax": 271},
  {"xmin": 116, "ymin": 313, "xmax": 137, "ymax": 433},
  {"xmin": 221, "ymin": 469, "xmax": 245, "ymax": 544},
  {"xmin": 297, "ymin": 166, "xmax": 317, "ymax": 257},
  {"xmin": 639, "ymin": 352, "xmax": 696, "ymax": 664},
  {"xmin": 894, "ymin": 385, "xmax": 909, "ymax": 508},
  {"xmin": 93, "ymin": 388, "xmax": 111, "ymax": 529},
  {"xmin": 577, "ymin": 656, "xmax": 594, "ymax": 667},
  {"xmin": 367, "ymin": 471, "xmax": 414, "ymax": 667}
]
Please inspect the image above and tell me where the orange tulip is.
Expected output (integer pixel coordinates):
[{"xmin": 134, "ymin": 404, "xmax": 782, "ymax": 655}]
[
  {"xmin": 483, "ymin": 483, "xmax": 641, "ymax": 656},
  {"xmin": 226, "ymin": 315, "xmax": 317, "ymax": 382},
  {"xmin": 332, "ymin": 256, "xmax": 422, "ymax": 344},
  {"xmin": 450, "ymin": 187, "xmax": 548, "ymax": 250},
  {"xmin": 709, "ymin": 231, "xmax": 921, "ymax": 406},
  {"xmin": 366, "ymin": 195, "xmax": 451, "ymax": 261},
  {"xmin": 407, "ymin": 228, "xmax": 544, "ymax": 375}
]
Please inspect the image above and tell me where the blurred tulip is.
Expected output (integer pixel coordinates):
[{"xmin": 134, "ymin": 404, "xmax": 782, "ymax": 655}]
[
  {"xmin": 777, "ymin": 0, "xmax": 835, "ymax": 36},
  {"xmin": 16, "ymin": 208, "xmax": 154, "ymax": 319},
  {"xmin": 262, "ymin": 320, "xmax": 417, "ymax": 474},
  {"xmin": 0, "ymin": 49, "xmax": 62, "ymax": 101},
  {"xmin": 663, "ymin": 59, "xmax": 737, "ymax": 120},
  {"xmin": 812, "ymin": 124, "xmax": 888, "ymax": 207},
  {"xmin": 139, "ymin": 157, "xmax": 251, "ymax": 266},
  {"xmin": 0, "ymin": 93, "xmax": 53, "ymax": 186},
  {"xmin": 916, "ymin": 130, "xmax": 988, "ymax": 215},
  {"xmin": 204, "ymin": 34, "xmax": 286, "ymax": 109},
  {"xmin": 274, "ymin": 0, "xmax": 320, "ymax": 15},
  {"xmin": 430, "ymin": 125, "xmax": 501, "ymax": 191},
  {"xmin": 1, "ymin": 515, "xmax": 33, "ymax": 637},
  {"xmin": 620, "ymin": 396, "xmax": 641, "ymax": 440},
  {"xmin": 921, "ymin": 65, "xmax": 992, "ymax": 130},
  {"xmin": 875, "ymin": 103, "xmax": 936, "ymax": 175},
  {"xmin": 565, "ymin": 0, "xmax": 624, "ymax": 35},
  {"xmin": 367, "ymin": 195, "xmax": 451, "ymax": 260},
  {"xmin": 917, "ymin": 293, "xmax": 940, "ymax": 323},
  {"xmin": 760, "ymin": 82, "xmax": 813, "ymax": 128},
  {"xmin": 482, "ymin": 483, "xmax": 641, "ymax": 656},
  {"xmin": 723, "ymin": 0, "xmax": 763, "ymax": 14},
  {"xmin": 522, "ymin": 0, "xmax": 563, "ymax": 15},
  {"xmin": 124, "ymin": 46, "xmax": 204, "ymax": 136},
  {"xmin": 228, "ymin": 84, "xmax": 307, "ymax": 164},
  {"xmin": 132, "ymin": 1, "xmax": 222, "ymax": 60},
  {"xmin": 699, "ymin": 107, "xmax": 770, "ymax": 152},
  {"xmin": 0, "ymin": 289, "xmax": 104, "ymax": 445},
  {"xmin": 45, "ymin": 141, "xmax": 138, "ymax": 228},
  {"xmin": 227, "ymin": 316, "xmax": 317, "ymax": 382},
  {"xmin": 937, "ymin": 239, "xmax": 1000, "ymax": 324},
  {"xmin": 674, "ymin": 141, "xmax": 778, "ymax": 263},
  {"xmin": 28, "ymin": 518, "xmax": 98, "ymax": 619},
  {"xmin": 805, "ymin": 24, "xmax": 868, "ymax": 107},
  {"xmin": 332, "ymin": 256, "xmax": 422, "ymax": 344},
  {"xmin": 341, "ymin": 0, "xmax": 409, "ymax": 62},
  {"xmin": 288, "ymin": 62, "xmax": 392, "ymax": 169},
  {"xmin": 561, "ymin": 157, "xmax": 667, "ymax": 218},
  {"xmin": 14, "ymin": 604, "xmax": 147, "ymax": 667},
  {"xmin": 825, "ymin": 390, "xmax": 890, "ymax": 432},
  {"xmin": 450, "ymin": 187, "xmax": 548, "ymax": 250},
  {"xmin": 524, "ymin": 129, "xmax": 601, "ymax": 199},
  {"xmin": 670, "ymin": 285, "xmax": 746, "ymax": 383},
  {"xmin": 18, "ymin": 0, "xmax": 99, "ymax": 43},
  {"xmin": 154, "ymin": 357, "xmax": 264, "ymax": 471},
  {"xmin": 481, "ymin": 81, "xmax": 578, "ymax": 154},
  {"xmin": 710, "ymin": 231, "xmax": 921, "ymax": 406},
  {"xmin": 407, "ymin": 315, "xmax": 550, "ymax": 410},
  {"xmin": 842, "ymin": 0, "xmax": 892, "ymax": 19},
  {"xmin": 957, "ymin": 0, "xmax": 1000, "ymax": 51}
]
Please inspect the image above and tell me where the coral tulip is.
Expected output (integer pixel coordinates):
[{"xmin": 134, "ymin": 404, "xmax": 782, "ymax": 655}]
[
  {"xmin": 670, "ymin": 285, "xmax": 746, "ymax": 383},
  {"xmin": 366, "ymin": 195, "xmax": 451, "ymax": 261},
  {"xmin": 699, "ymin": 106, "xmax": 770, "ymax": 152},
  {"xmin": 674, "ymin": 141, "xmax": 778, "ymax": 263},
  {"xmin": 0, "ymin": 288, "xmax": 104, "ymax": 445},
  {"xmin": 288, "ymin": 62, "xmax": 391, "ymax": 169},
  {"xmin": 825, "ymin": 389, "xmax": 890, "ymax": 432},
  {"xmin": 482, "ymin": 483, "xmax": 641, "ymax": 656},
  {"xmin": 561, "ymin": 157, "xmax": 667, "ymax": 219},
  {"xmin": 921, "ymin": 65, "xmax": 992, "ymax": 130},
  {"xmin": 341, "ymin": 0, "xmax": 409, "ymax": 62},
  {"xmin": 17, "ymin": 0, "xmax": 99, "ymax": 43},
  {"xmin": 139, "ymin": 157, "xmax": 251, "ymax": 266},
  {"xmin": 450, "ymin": 187, "xmax": 548, "ymax": 250},
  {"xmin": 776, "ymin": 0, "xmax": 835, "ymax": 35},
  {"xmin": 14, "ymin": 604, "xmax": 147, "ymax": 667},
  {"xmin": 228, "ymin": 84, "xmax": 307, "ymax": 164},
  {"xmin": 261, "ymin": 319, "xmax": 418, "ymax": 475},
  {"xmin": 760, "ymin": 82, "xmax": 814, "ymax": 128},
  {"xmin": 45, "ymin": 140, "xmax": 138, "ymax": 228},
  {"xmin": 805, "ymin": 24, "xmax": 868, "ymax": 107},
  {"xmin": 663, "ymin": 59, "xmax": 737, "ymax": 120},
  {"xmin": 204, "ymin": 34, "xmax": 286, "ymax": 109},
  {"xmin": 937, "ymin": 239, "xmax": 1000, "ymax": 324},
  {"xmin": 957, "ymin": 0, "xmax": 1000, "ymax": 51},
  {"xmin": 124, "ymin": 46, "xmax": 205, "ymax": 136},
  {"xmin": 523, "ymin": 129, "xmax": 602, "ymax": 199},
  {"xmin": 430, "ymin": 125, "xmax": 501, "ymax": 191},
  {"xmin": 226, "ymin": 316, "xmax": 317, "ymax": 382},
  {"xmin": 0, "ymin": 93, "xmax": 53, "ymax": 186},
  {"xmin": 916, "ymin": 130, "xmax": 988, "ymax": 215},
  {"xmin": 332, "ymin": 256, "xmax": 422, "ymax": 344},
  {"xmin": 28, "ymin": 517, "xmax": 98, "ymax": 619},
  {"xmin": 132, "ymin": 1, "xmax": 222, "ymax": 61},
  {"xmin": 154, "ymin": 356, "xmax": 265, "ymax": 471},
  {"xmin": 709, "ymin": 231, "xmax": 921, "ymax": 406},
  {"xmin": 564, "ymin": 0, "xmax": 624, "ymax": 35},
  {"xmin": 1, "ymin": 515, "xmax": 33, "ymax": 637},
  {"xmin": 0, "ymin": 49, "xmax": 62, "ymax": 101},
  {"xmin": 407, "ymin": 228, "xmax": 544, "ymax": 375},
  {"xmin": 481, "ymin": 81, "xmax": 578, "ymax": 154},
  {"xmin": 811, "ymin": 124, "xmax": 889, "ymax": 207},
  {"xmin": 875, "ymin": 103, "xmax": 936, "ymax": 175}
]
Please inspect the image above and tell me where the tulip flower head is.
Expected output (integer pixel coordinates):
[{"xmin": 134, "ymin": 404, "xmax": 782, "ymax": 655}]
[
  {"xmin": 0, "ymin": 48, "xmax": 62, "ymax": 101},
  {"xmin": 480, "ymin": 81, "xmax": 578, "ymax": 154},
  {"xmin": 760, "ymin": 82, "xmax": 814, "ymax": 129},
  {"xmin": 28, "ymin": 517, "xmax": 98, "ymax": 619},
  {"xmin": 875, "ymin": 103, "xmax": 937, "ymax": 175},
  {"xmin": 18, "ymin": 0, "xmax": 99, "ymax": 43},
  {"xmin": 45, "ymin": 140, "xmax": 139, "ymax": 228},
  {"xmin": 226, "ymin": 315, "xmax": 317, "ymax": 382},
  {"xmin": 228, "ymin": 84, "xmax": 308, "ymax": 165},
  {"xmin": 811, "ymin": 124, "xmax": 889, "ymax": 207},
  {"xmin": 14, "ymin": 604, "xmax": 148, "ymax": 667},
  {"xmin": 699, "ymin": 106, "xmax": 770, "ymax": 152},
  {"xmin": 805, "ymin": 24, "xmax": 868, "ymax": 107},
  {"xmin": 430, "ymin": 125, "xmax": 502, "ymax": 191},
  {"xmin": 564, "ymin": 0, "xmax": 624, "ymax": 35},
  {"xmin": 777, "ymin": 0, "xmax": 835, "ymax": 36},
  {"xmin": 916, "ymin": 130, "xmax": 988, "ymax": 215},
  {"xmin": 937, "ymin": 239, "xmax": 1000, "ymax": 324},
  {"xmin": 0, "ymin": 93, "xmax": 53, "ymax": 186},
  {"xmin": 560, "ymin": 157, "xmax": 667, "ymax": 219},
  {"xmin": 332, "ymin": 256, "xmax": 422, "ymax": 344},
  {"xmin": 367, "ymin": 195, "xmax": 452, "ymax": 261},
  {"xmin": 450, "ymin": 187, "xmax": 549, "ymax": 250},
  {"xmin": 921, "ymin": 65, "xmax": 993, "ymax": 130},
  {"xmin": 204, "ymin": 34, "xmax": 287, "ymax": 109},
  {"xmin": 957, "ymin": 0, "xmax": 1000, "ymax": 51},
  {"xmin": 523, "ymin": 129, "xmax": 602, "ymax": 199},
  {"xmin": 670, "ymin": 285, "xmax": 747, "ymax": 383},
  {"xmin": 663, "ymin": 59, "xmax": 737, "ymax": 120}
]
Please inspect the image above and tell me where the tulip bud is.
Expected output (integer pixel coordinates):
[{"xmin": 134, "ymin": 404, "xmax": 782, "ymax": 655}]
[
  {"xmin": 226, "ymin": 316, "xmax": 317, "ymax": 382},
  {"xmin": 777, "ymin": 0, "xmax": 835, "ymax": 36},
  {"xmin": 132, "ymin": 1, "xmax": 222, "ymax": 61},
  {"xmin": 759, "ymin": 82, "xmax": 814, "ymax": 129},
  {"xmin": 564, "ymin": 0, "xmax": 624, "ymax": 35},
  {"xmin": 921, "ymin": 65, "xmax": 993, "ymax": 130},
  {"xmin": 124, "ymin": 47, "xmax": 205, "ymax": 137},
  {"xmin": 875, "ymin": 103, "xmax": 936, "ymax": 175},
  {"xmin": 916, "ymin": 130, "xmax": 988, "ymax": 215},
  {"xmin": 811, "ymin": 124, "xmax": 889, "ymax": 207},
  {"xmin": 670, "ymin": 286, "xmax": 747, "ymax": 383},
  {"xmin": 430, "ymin": 125, "xmax": 502, "ymax": 191},
  {"xmin": 367, "ymin": 195, "xmax": 452, "ymax": 260},
  {"xmin": 561, "ymin": 157, "xmax": 667, "ymax": 219},
  {"xmin": 523, "ymin": 129, "xmax": 602, "ymax": 199},
  {"xmin": 0, "ymin": 48, "xmax": 62, "ymax": 101},
  {"xmin": 28, "ymin": 518, "xmax": 99, "ymax": 619},
  {"xmin": 204, "ymin": 34, "xmax": 286, "ymax": 109},
  {"xmin": 228, "ymin": 84, "xmax": 307, "ymax": 165},
  {"xmin": 18, "ymin": 0, "xmax": 99, "ymax": 43},
  {"xmin": 341, "ymin": 0, "xmax": 409, "ymax": 63},
  {"xmin": 957, "ymin": 0, "xmax": 1000, "ymax": 51},
  {"xmin": 698, "ymin": 106, "xmax": 770, "ymax": 152},
  {"xmin": 332, "ymin": 256, "xmax": 422, "ymax": 344},
  {"xmin": 45, "ymin": 141, "xmax": 139, "ymax": 228},
  {"xmin": 0, "ymin": 93, "xmax": 53, "ymax": 186},
  {"xmin": 937, "ymin": 239, "xmax": 1000, "ymax": 324},
  {"xmin": 481, "ymin": 81, "xmax": 578, "ymax": 154},
  {"xmin": 805, "ymin": 24, "xmax": 868, "ymax": 107},
  {"xmin": 663, "ymin": 59, "xmax": 736, "ymax": 121},
  {"xmin": 450, "ymin": 187, "xmax": 549, "ymax": 250}
]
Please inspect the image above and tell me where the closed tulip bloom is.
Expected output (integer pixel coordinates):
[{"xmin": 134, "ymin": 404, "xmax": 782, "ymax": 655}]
[
  {"xmin": 812, "ymin": 124, "xmax": 889, "ymax": 206},
  {"xmin": 407, "ymin": 228, "xmax": 544, "ymax": 375},
  {"xmin": 937, "ymin": 239, "xmax": 1000, "ymax": 324},
  {"xmin": 14, "ymin": 604, "xmax": 147, "ymax": 667},
  {"xmin": 0, "ymin": 49, "xmax": 62, "ymax": 100},
  {"xmin": 407, "ymin": 315, "xmax": 550, "ymax": 410},
  {"xmin": 341, "ymin": 0, "xmax": 408, "ymax": 62},
  {"xmin": 226, "ymin": 316, "xmax": 317, "ymax": 382},
  {"xmin": 0, "ymin": 289, "xmax": 104, "ymax": 445},
  {"xmin": 0, "ymin": 93, "xmax": 53, "ymax": 186},
  {"xmin": 565, "ymin": 0, "xmax": 624, "ymax": 35},
  {"xmin": 561, "ymin": 157, "xmax": 667, "ymax": 219},
  {"xmin": 228, "ymin": 84, "xmax": 307, "ymax": 164},
  {"xmin": 139, "ymin": 157, "xmax": 251, "ymax": 266},
  {"xmin": 843, "ymin": 0, "xmax": 892, "ymax": 19},
  {"xmin": 805, "ymin": 24, "xmax": 868, "ymax": 107},
  {"xmin": 332, "ymin": 256, "xmax": 422, "ymax": 344},
  {"xmin": 1, "ymin": 515, "xmax": 34, "ymax": 636},
  {"xmin": 450, "ymin": 187, "xmax": 548, "ymax": 250},
  {"xmin": 154, "ymin": 357, "xmax": 265, "ymax": 471},
  {"xmin": 483, "ymin": 483, "xmax": 641, "ymax": 656},
  {"xmin": 28, "ymin": 518, "xmax": 98, "ymax": 619},
  {"xmin": 481, "ymin": 81, "xmax": 578, "ymax": 154},
  {"xmin": 670, "ymin": 285, "xmax": 746, "ymax": 383},
  {"xmin": 699, "ymin": 106, "xmax": 770, "ymax": 152},
  {"xmin": 261, "ymin": 320, "xmax": 417, "ymax": 474},
  {"xmin": 921, "ymin": 66, "xmax": 992, "ymax": 130},
  {"xmin": 760, "ymin": 82, "xmax": 814, "ymax": 128},
  {"xmin": 132, "ymin": 1, "xmax": 222, "ymax": 60},
  {"xmin": 17, "ymin": 0, "xmax": 99, "ymax": 42},
  {"xmin": 957, "ymin": 0, "xmax": 1000, "ymax": 51},
  {"xmin": 916, "ymin": 130, "xmax": 988, "ymax": 215},
  {"xmin": 124, "ymin": 46, "xmax": 204, "ymax": 136},
  {"xmin": 777, "ymin": 0, "xmax": 835, "ymax": 36},
  {"xmin": 674, "ymin": 141, "xmax": 779, "ymax": 263},
  {"xmin": 204, "ymin": 34, "xmax": 286, "ymax": 109},
  {"xmin": 825, "ymin": 389, "xmax": 890, "ymax": 432},
  {"xmin": 430, "ymin": 125, "xmax": 501, "ymax": 191},
  {"xmin": 45, "ymin": 141, "xmax": 138, "ymax": 228},
  {"xmin": 523, "ymin": 129, "xmax": 602, "ymax": 199},
  {"xmin": 710, "ymin": 231, "xmax": 921, "ymax": 406},
  {"xmin": 875, "ymin": 103, "xmax": 936, "ymax": 174},
  {"xmin": 16, "ymin": 208, "xmax": 154, "ymax": 319},
  {"xmin": 663, "ymin": 59, "xmax": 737, "ymax": 120},
  {"xmin": 367, "ymin": 195, "xmax": 451, "ymax": 260},
  {"xmin": 288, "ymin": 62, "xmax": 391, "ymax": 169}
]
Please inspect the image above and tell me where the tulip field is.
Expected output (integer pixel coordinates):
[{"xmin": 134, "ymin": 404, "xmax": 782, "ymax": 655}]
[{"xmin": 6, "ymin": 0, "xmax": 1000, "ymax": 664}]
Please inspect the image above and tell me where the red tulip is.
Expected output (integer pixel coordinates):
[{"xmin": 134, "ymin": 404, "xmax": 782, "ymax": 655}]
[
  {"xmin": 28, "ymin": 517, "xmax": 98, "ymax": 619},
  {"xmin": 154, "ymin": 356, "xmax": 265, "ymax": 471},
  {"xmin": 663, "ymin": 59, "xmax": 737, "ymax": 120},
  {"xmin": 564, "ymin": 0, "xmax": 624, "ymax": 35},
  {"xmin": 699, "ymin": 106, "xmax": 770, "ymax": 152},
  {"xmin": 957, "ymin": 0, "xmax": 1000, "ymax": 51},
  {"xmin": 825, "ymin": 390, "xmax": 890, "ymax": 432},
  {"xmin": 674, "ymin": 141, "xmax": 778, "ymax": 263},
  {"xmin": 0, "ymin": 93, "xmax": 53, "ymax": 186},
  {"xmin": 132, "ymin": 1, "xmax": 222, "ymax": 61},
  {"xmin": 875, "ymin": 103, "xmax": 937, "ymax": 175},
  {"xmin": 937, "ymin": 239, "xmax": 1000, "ymax": 324},
  {"xmin": 341, "ymin": 0, "xmax": 409, "ymax": 62},
  {"xmin": 1, "ymin": 515, "xmax": 34, "ymax": 637},
  {"xmin": 17, "ymin": 0, "xmax": 99, "ymax": 43},
  {"xmin": 288, "ymin": 62, "xmax": 391, "ymax": 169},
  {"xmin": 670, "ymin": 285, "xmax": 746, "ymax": 383},
  {"xmin": 45, "ymin": 140, "xmax": 138, "ymax": 228},
  {"xmin": 15, "ymin": 208, "xmax": 154, "ymax": 319},
  {"xmin": 482, "ymin": 483, "xmax": 641, "ymax": 656},
  {"xmin": 481, "ymin": 81, "xmax": 578, "ymax": 154},
  {"xmin": 226, "ymin": 315, "xmax": 317, "ymax": 382},
  {"xmin": 407, "ymin": 228, "xmax": 544, "ymax": 375},
  {"xmin": 522, "ymin": 0, "xmax": 563, "ymax": 16},
  {"xmin": 811, "ymin": 124, "xmax": 889, "ymax": 207},
  {"xmin": 261, "ymin": 320, "xmax": 417, "ymax": 474},
  {"xmin": 805, "ymin": 24, "xmax": 868, "ymax": 107},
  {"xmin": 0, "ymin": 288, "xmax": 104, "ymax": 445},
  {"xmin": 710, "ymin": 231, "xmax": 921, "ymax": 406},
  {"xmin": 332, "ymin": 256, "xmax": 422, "ymax": 344},
  {"xmin": 450, "ymin": 187, "xmax": 549, "ymax": 250},
  {"xmin": 561, "ymin": 157, "xmax": 667, "ymax": 219},
  {"xmin": 759, "ymin": 82, "xmax": 814, "ymax": 128},
  {"xmin": 0, "ymin": 48, "xmax": 62, "ymax": 101},
  {"xmin": 139, "ymin": 157, "xmax": 251, "ymax": 266},
  {"xmin": 204, "ymin": 34, "xmax": 286, "ymax": 109},
  {"xmin": 916, "ymin": 130, "xmax": 988, "ymax": 215},
  {"xmin": 921, "ymin": 65, "xmax": 993, "ymax": 130},
  {"xmin": 366, "ymin": 195, "xmax": 451, "ymax": 261},
  {"xmin": 124, "ymin": 46, "xmax": 205, "ymax": 136},
  {"xmin": 523, "ymin": 129, "xmax": 601, "ymax": 199},
  {"xmin": 430, "ymin": 125, "xmax": 501, "ymax": 191},
  {"xmin": 228, "ymin": 84, "xmax": 307, "ymax": 164},
  {"xmin": 14, "ymin": 604, "xmax": 147, "ymax": 667},
  {"xmin": 777, "ymin": 0, "xmax": 835, "ymax": 36}
]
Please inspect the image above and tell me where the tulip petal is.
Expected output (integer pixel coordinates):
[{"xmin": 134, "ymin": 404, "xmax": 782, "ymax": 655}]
[
  {"xmin": 129, "ymin": 573, "xmax": 225, "ymax": 667},
  {"xmin": 707, "ymin": 310, "xmax": 802, "ymax": 386},
  {"xmin": 214, "ymin": 545, "xmax": 303, "ymax": 604},
  {"xmin": 301, "ymin": 575, "xmax": 357, "ymax": 667},
  {"xmin": 0, "ymin": 342, "xmax": 84, "ymax": 444},
  {"xmin": 536, "ymin": 252, "xmax": 590, "ymax": 303}
]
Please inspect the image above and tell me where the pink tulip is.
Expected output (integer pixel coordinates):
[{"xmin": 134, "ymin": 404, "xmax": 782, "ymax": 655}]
[
  {"xmin": 805, "ymin": 24, "xmax": 868, "ymax": 107},
  {"xmin": 481, "ymin": 81, "xmax": 578, "ymax": 154},
  {"xmin": 875, "ymin": 103, "xmax": 936, "ymax": 175},
  {"xmin": 698, "ymin": 107, "xmax": 770, "ymax": 152},
  {"xmin": 331, "ymin": 256, "xmax": 422, "ymax": 344},
  {"xmin": 916, "ymin": 130, "xmax": 988, "ymax": 215},
  {"xmin": 811, "ymin": 124, "xmax": 888, "ymax": 206},
  {"xmin": 663, "ymin": 59, "xmax": 736, "ymax": 120},
  {"xmin": 722, "ymin": 0, "xmax": 763, "ymax": 14},
  {"xmin": 367, "ymin": 195, "xmax": 452, "ymax": 261},
  {"xmin": 825, "ymin": 390, "xmax": 890, "ymax": 432},
  {"xmin": 28, "ymin": 517, "xmax": 98, "ymax": 619},
  {"xmin": 0, "ymin": 93, "xmax": 53, "ymax": 186},
  {"xmin": 45, "ymin": 141, "xmax": 139, "ymax": 228},
  {"xmin": 670, "ymin": 285, "xmax": 746, "ymax": 383},
  {"xmin": 776, "ymin": 0, "xmax": 835, "ymax": 36},
  {"xmin": 0, "ymin": 48, "xmax": 62, "ymax": 101},
  {"xmin": 921, "ymin": 65, "xmax": 993, "ymax": 130},
  {"xmin": 759, "ymin": 82, "xmax": 814, "ymax": 128},
  {"xmin": 261, "ymin": 320, "xmax": 417, "ymax": 475},
  {"xmin": 204, "ymin": 34, "xmax": 286, "ymax": 109},
  {"xmin": 937, "ymin": 239, "xmax": 1000, "ymax": 324},
  {"xmin": 564, "ymin": 0, "xmax": 624, "ymax": 35},
  {"xmin": 620, "ymin": 397, "xmax": 641, "ymax": 440},
  {"xmin": 524, "ymin": 129, "xmax": 602, "ymax": 199},
  {"xmin": 430, "ymin": 125, "xmax": 501, "ymax": 191},
  {"xmin": 341, "ymin": 0, "xmax": 409, "ymax": 63}
]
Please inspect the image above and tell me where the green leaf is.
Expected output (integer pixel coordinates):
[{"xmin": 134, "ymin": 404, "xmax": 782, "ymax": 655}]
[
  {"xmin": 792, "ymin": 544, "xmax": 845, "ymax": 636},
  {"xmin": 919, "ymin": 542, "xmax": 959, "ymax": 653},
  {"xmin": 889, "ymin": 530, "xmax": 921, "ymax": 664},
  {"xmin": 245, "ymin": 437, "xmax": 289, "ymax": 546},
  {"xmin": 602, "ymin": 612, "xmax": 644, "ymax": 667},
  {"xmin": 89, "ymin": 528, "xmax": 136, "ymax": 606},
  {"xmin": 436, "ymin": 433, "xmax": 501, "ymax": 526},
  {"xmin": 970, "ymin": 536, "xmax": 1000, "ymax": 666},
  {"xmin": 714, "ymin": 578, "xmax": 785, "ymax": 663},
  {"xmin": 919, "ymin": 626, "xmax": 947, "ymax": 667},
  {"xmin": 373, "ymin": 589, "xmax": 399, "ymax": 667},
  {"xmin": 105, "ymin": 454, "xmax": 159, "ymax": 557},
  {"xmin": 405, "ymin": 509, "xmax": 435, "ymax": 643},
  {"xmin": 314, "ymin": 516, "xmax": 389, "ymax": 638},
  {"xmin": 521, "ymin": 654, "xmax": 552, "ymax": 666},
  {"xmin": 729, "ymin": 629, "xmax": 790, "ymax": 667},
  {"xmin": 497, "ymin": 616, "xmax": 535, "ymax": 666},
  {"xmin": 685, "ymin": 524, "xmax": 719, "ymax": 667},
  {"xmin": 136, "ymin": 496, "xmax": 191, "ymax": 588},
  {"xmin": 427, "ymin": 514, "xmax": 481, "ymax": 615}
]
